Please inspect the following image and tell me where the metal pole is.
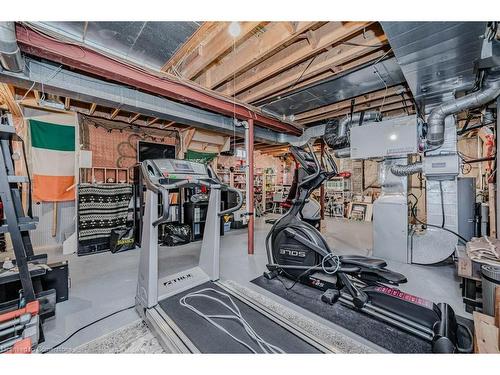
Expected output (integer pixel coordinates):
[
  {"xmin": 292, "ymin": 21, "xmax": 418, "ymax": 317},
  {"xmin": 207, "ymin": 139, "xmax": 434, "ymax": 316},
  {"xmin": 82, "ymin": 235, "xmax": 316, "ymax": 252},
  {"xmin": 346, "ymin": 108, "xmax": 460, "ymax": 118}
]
[
  {"xmin": 496, "ymin": 97, "xmax": 500, "ymax": 239},
  {"xmin": 320, "ymin": 140, "xmax": 325, "ymax": 221},
  {"xmin": 247, "ymin": 118, "xmax": 255, "ymax": 254}
]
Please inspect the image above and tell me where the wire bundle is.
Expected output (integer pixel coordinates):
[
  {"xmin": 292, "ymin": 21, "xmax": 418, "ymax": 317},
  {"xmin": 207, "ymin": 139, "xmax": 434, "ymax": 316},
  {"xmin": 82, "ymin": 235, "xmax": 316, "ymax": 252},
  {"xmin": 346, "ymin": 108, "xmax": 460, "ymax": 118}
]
[{"xmin": 179, "ymin": 288, "xmax": 284, "ymax": 354}]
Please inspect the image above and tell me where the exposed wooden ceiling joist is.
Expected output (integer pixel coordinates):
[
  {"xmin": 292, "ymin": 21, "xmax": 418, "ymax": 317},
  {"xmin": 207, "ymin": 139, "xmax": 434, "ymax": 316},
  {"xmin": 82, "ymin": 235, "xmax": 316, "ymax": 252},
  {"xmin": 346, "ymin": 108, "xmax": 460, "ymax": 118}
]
[
  {"xmin": 129, "ymin": 113, "xmax": 141, "ymax": 124},
  {"xmin": 296, "ymin": 85, "xmax": 409, "ymax": 123},
  {"xmin": 110, "ymin": 108, "xmax": 120, "ymax": 119},
  {"xmin": 165, "ymin": 22, "xmax": 264, "ymax": 80},
  {"xmin": 89, "ymin": 102, "xmax": 97, "ymax": 115},
  {"xmin": 300, "ymin": 92, "xmax": 413, "ymax": 124},
  {"xmin": 238, "ymin": 29, "xmax": 388, "ymax": 103},
  {"xmin": 262, "ymin": 48, "xmax": 391, "ymax": 104},
  {"xmin": 218, "ymin": 21, "xmax": 372, "ymax": 97},
  {"xmin": 161, "ymin": 22, "xmax": 220, "ymax": 73},
  {"xmin": 196, "ymin": 21, "xmax": 319, "ymax": 89}
]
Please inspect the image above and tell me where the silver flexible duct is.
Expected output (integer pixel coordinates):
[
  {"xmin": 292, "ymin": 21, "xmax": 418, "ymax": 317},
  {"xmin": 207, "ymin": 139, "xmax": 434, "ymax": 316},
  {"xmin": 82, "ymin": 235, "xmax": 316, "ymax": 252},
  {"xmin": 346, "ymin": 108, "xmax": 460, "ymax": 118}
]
[
  {"xmin": 427, "ymin": 71, "xmax": 500, "ymax": 146},
  {"xmin": 0, "ymin": 22, "xmax": 24, "ymax": 72},
  {"xmin": 323, "ymin": 111, "xmax": 381, "ymax": 150},
  {"xmin": 390, "ymin": 162, "xmax": 422, "ymax": 177}
]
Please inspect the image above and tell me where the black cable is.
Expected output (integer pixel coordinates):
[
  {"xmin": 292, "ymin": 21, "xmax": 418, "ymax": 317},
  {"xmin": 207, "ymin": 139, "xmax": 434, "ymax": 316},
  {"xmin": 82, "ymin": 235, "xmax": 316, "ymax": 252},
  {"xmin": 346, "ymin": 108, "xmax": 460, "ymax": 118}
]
[
  {"xmin": 40, "ymin": 305, "xmax": 134, "ymax": 353},
  {"xmin": 439, "ymin": 181, "xmax": 445, "ymax": 228},
  {"xmin": 409, "ymin": 198, "xmax": 468, "ymax": 244}
]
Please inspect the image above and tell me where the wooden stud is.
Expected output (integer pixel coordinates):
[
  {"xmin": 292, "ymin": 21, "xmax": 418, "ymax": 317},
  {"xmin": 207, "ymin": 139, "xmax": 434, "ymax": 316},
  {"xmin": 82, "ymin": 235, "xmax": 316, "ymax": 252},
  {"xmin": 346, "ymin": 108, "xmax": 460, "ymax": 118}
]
[
  {"xmin": 129, "ymin": 113, "xmax": 141, "ymax": 124},
  {"xmin": 163, "ymin": 120, "xmax": 176, "ymax": 128},
  {"xmin": 33, "ymin": 90, "xmax": 41, "ymax": 104},
  {"xmin": 110, "ymin": 108, "xmax": 120, "ymax": 119},
  {"xmin": 197, "ymin": 21, "xmax": 318, "ymax": 89},
  {"xmin": 0, "ymin": 83, "xmax": 22, "ymax": 117},
  {"xmin": 147, "ymin": 117, "xmax": 160, "ymax": 126},
  {"xmin": 183, "ymin": 128, "xmax": 196, "ymax": 152},
  {"xmin": 89, "ymin": 102, "xmax": 97, "ymax": 115}
]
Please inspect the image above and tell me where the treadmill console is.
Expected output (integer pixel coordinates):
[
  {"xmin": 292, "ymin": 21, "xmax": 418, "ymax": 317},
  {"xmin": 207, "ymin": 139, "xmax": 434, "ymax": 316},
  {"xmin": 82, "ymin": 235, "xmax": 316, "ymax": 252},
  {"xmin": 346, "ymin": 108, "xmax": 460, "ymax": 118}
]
[{"xmin": 143, "ymin": 158, "xmax": 212, "ymax": 187}]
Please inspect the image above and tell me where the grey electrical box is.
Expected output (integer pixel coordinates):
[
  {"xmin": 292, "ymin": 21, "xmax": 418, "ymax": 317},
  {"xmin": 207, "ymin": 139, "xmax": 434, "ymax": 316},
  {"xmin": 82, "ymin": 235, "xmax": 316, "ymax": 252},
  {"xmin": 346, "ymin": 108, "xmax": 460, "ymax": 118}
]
[
  {"xmin": 457, "ymin": 177, "xmax": 476, "ymax": 241},
  {"xmin": 350, "ymin": 115, "xmax": 418, "ymax": 159},
  {"xmin": 423, "ymin": 154, "xmax": 460, "ymax": 179}
]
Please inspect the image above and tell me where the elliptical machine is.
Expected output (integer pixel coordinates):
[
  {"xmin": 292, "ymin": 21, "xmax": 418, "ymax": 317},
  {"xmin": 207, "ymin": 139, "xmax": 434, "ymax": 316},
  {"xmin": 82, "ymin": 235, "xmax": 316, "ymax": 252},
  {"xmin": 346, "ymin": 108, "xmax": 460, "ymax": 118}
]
[{"xmin": 264, "ymin": 143, "xmax": 472, "ymax": 353}]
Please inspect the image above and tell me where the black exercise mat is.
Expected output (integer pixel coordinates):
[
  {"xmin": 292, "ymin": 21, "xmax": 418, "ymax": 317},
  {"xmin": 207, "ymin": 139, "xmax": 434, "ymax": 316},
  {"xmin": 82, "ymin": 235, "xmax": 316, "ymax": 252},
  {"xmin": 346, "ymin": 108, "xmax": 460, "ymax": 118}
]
[
  {"xmin": 251, "ymin": 275, "xmax": 473, "ymax": 353},
  {"xmin": 159, "ymin": 282, "xmax": 321, "ymax": 353}
]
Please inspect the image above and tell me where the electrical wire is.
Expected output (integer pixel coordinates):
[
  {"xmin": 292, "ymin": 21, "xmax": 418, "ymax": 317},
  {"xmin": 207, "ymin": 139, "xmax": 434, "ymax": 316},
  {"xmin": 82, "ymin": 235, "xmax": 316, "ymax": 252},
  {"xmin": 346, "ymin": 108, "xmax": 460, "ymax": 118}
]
[
  {"xmin": 408, "ymin": 192, "xmax": 468, "ymax": 244},
  {"xmin": 39, "ymin": 305, "xmax": 134, "ymax": 353},
  {"xmin": 179, "ymin": 288, "xmax": 284, "ymax": 354}
]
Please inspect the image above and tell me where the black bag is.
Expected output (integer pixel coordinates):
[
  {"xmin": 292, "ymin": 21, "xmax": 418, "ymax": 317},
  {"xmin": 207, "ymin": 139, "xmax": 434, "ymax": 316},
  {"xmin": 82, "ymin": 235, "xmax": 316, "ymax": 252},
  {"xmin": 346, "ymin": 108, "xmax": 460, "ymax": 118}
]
[
  {"xmin": 161, "ymin": 224, "xmax": 191, "ymax": 246},
  {"xmin": 110, "ymin": 227, "xmax": 136, "ymax": 253}
]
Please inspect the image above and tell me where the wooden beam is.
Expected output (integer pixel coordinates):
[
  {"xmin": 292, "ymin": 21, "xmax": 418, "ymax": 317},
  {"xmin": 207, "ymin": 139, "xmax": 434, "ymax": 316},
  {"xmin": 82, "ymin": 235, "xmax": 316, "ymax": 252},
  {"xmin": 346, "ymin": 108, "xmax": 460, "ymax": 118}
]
[
  {"xmin": 147, "ymin": 117, "xmax": 160, "ymax": 126},
  {"xmin": 129, "ymin": 113, "xmax": 141, "ymax": 124},
  {"xmin": 299, "ymin": 94, "xmax": 411, "ymax": 124},
  {"xmin": 173, "ymin": 22, "xmax": 263, "ymax": 80},
  {"xmin": 296, "ymin": 86, "xmax": 408, "ymax": 122},
  {"xmin": 0, "ymin": 83, "xmax": 22, "ymax": 117},
  {"xmin": 265, "ymin": 48, "xmax": 390, "ymax": 101},
  {"xmin": 198, "ymin": 21, "xmax": 318, "ymax": 89},
  {"xmin": 89, "ymin": 102, "xmax": 97, "ymax": 115},
  {"xmin": 161, "ymin": 22, "xmax": 220, "ymax": 74},
  {"xmin": 183, "ymin": 128, "xmax": 196, "ymax": 151},
  {"xmin": 163, "ymin": 120, "xmax": 176, "ymax": 128},
  {"xmin": 218, "ymin": 22, "xmax": 372, "ymax": 97},
  {"xmin": 110, "ymin": 108, "xmax": 120, "ymax": 119},
  {"xmin": 237, "ymin": 31, "xmax": 388, "ymax": 103},
  {"xmin": 33, "ymin": 90, "xmax": 41, "ymax": 104},
  {"xmin": 64, "ymin": 96, "xmax": 71, "ymax": 110}
]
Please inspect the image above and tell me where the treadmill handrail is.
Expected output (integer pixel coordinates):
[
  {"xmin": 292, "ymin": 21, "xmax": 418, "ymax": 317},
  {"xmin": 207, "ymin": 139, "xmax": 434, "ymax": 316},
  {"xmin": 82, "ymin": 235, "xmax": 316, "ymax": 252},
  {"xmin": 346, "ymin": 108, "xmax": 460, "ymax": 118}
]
[{"xmin": 219, "ymin": 186, "xmax": 243, "ymax": 216}]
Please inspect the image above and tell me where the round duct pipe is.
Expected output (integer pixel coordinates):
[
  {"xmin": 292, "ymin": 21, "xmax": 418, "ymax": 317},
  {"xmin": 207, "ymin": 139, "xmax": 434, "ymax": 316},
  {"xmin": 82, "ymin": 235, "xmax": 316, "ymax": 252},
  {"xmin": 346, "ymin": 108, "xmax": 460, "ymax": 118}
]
[{"xmin": 0, "ymin": 22, "xmax": 24, "ymax": 73}]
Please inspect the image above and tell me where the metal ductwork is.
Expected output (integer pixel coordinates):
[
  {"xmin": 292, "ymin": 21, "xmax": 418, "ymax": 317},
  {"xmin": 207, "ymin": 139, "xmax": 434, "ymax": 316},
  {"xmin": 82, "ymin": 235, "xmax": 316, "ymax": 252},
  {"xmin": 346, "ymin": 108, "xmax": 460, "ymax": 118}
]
[
  {"xmin": 427, "ymin": 70, "xmax": 500, "ymax": 147},
  {"xmin": 323, "ymin": 111, "xmax": 381, "ymax": 150},
  {"xmin": 390, "ymin": 162, "xmax": 423, "ymax": 177},
  {"xmin": 0, "ymin": 22, "xmax": 24, "ymax": 72}
]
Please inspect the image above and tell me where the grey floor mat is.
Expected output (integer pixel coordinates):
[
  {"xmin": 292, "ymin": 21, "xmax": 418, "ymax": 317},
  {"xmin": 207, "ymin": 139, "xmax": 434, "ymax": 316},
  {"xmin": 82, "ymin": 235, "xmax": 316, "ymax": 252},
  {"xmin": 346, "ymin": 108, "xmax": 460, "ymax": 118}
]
[
  {"xmin": 159, "ymin": 282, "xmax": 322, "ymax": 353},
  {"xmin": 251, "ymin": 275, "xmax": 473, "ymax": 354}
]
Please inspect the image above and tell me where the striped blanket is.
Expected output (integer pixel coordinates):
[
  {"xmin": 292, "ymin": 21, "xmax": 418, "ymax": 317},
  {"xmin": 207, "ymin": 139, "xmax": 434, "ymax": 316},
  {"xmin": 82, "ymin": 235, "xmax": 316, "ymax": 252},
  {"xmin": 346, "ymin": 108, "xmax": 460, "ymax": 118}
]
[{"xmin": 77, "ymin": 184, "xmax": 133, "ymax": 255}]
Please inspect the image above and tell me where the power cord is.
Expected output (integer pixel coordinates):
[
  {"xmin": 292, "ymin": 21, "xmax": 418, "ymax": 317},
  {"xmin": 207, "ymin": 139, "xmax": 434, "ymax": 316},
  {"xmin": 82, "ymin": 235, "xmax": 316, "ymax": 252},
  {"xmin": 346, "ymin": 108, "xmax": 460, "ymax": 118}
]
[
  {"xmin": 179, "ymin": 288, "xmax": 284, "ymax": 354},
  {"xmin": 40, "ymin": 305, "xmax": 135, "ymax": 353},
  {"xmin": 408, "ymin": 193, "xmax": 468, "ymax": 244}
]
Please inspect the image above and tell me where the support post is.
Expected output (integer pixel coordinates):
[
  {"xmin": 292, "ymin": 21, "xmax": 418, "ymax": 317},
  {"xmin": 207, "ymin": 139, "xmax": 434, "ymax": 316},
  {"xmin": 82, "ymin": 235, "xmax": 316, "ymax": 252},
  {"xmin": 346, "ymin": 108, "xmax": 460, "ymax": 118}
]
[
  {"xmin": 320, "ymin": 140, "xmax": 325, "ymax": 221},
  {"xmin": 247, "ymin": 118, "xmax": 255, "ymax": 255},
  {"xmin": 496, "ymin": 97, "xmax": 500, "ymax": 239}
]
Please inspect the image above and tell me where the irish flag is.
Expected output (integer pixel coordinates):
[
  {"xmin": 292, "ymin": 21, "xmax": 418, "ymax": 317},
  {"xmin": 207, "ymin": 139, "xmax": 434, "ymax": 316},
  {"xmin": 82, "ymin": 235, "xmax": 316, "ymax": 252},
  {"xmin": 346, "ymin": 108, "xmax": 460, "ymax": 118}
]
[{"xmin": 29, "ymin": 119, "xmax": 76, "ymax": 202}]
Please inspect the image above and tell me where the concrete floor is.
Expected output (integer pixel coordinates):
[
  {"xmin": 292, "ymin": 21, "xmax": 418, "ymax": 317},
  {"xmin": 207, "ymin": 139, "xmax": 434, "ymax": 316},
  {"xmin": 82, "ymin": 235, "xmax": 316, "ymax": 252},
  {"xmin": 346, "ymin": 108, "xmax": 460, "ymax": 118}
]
[{"xmin": 29, "ymin": 216, "xmax": 467, "ymax": 352}]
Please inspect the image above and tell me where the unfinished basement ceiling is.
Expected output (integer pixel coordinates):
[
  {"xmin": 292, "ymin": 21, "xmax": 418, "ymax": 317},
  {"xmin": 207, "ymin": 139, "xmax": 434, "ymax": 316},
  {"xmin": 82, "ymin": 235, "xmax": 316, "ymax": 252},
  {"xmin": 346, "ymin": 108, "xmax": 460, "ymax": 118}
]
[
  {"xmin": 34, "ymin": 21, "xmax": 201, "ymax": 70},
  {"xmin": 160, "ymin": 21, "xmax": 415, "ymax": 126}
]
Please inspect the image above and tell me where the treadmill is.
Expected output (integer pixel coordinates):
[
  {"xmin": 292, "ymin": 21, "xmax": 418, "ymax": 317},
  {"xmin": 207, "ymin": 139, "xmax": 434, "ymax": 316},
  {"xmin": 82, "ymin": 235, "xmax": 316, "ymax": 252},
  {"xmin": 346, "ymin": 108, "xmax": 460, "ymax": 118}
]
[{"xmin": 135, "ymin": 158, "xmax": 332, "ymax": 353}]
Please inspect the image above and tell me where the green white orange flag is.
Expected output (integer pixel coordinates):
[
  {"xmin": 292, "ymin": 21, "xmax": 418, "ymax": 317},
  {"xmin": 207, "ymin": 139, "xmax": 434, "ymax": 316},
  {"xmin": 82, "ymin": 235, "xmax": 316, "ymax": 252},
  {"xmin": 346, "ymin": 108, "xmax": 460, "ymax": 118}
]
[{"xmin": 29, "ymin": 119, "xmax": 76, "ymax": 202}]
